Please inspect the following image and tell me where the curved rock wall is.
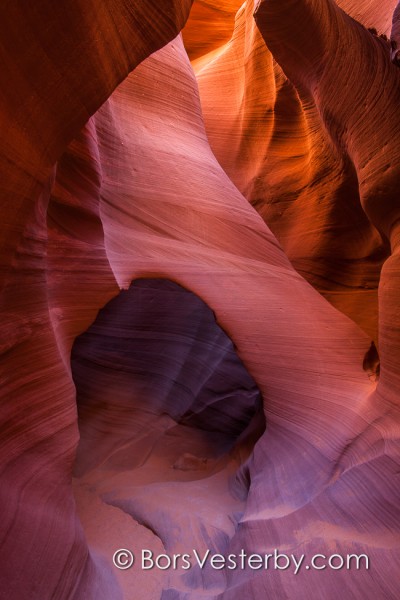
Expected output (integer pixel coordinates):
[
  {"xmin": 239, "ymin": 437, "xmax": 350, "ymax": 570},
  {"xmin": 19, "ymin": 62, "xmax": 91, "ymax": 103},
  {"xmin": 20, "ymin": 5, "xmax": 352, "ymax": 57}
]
[
  {"xmin": 1, "ymin": 1, "xmax": 400, "ymax": 599},
  {"xmin": 192, "ymin": 0, "xmax": 398, "ymax": 341},
  {"xmin": 0, "ymin": 2, "xmax": 193, "ymax": 599}
]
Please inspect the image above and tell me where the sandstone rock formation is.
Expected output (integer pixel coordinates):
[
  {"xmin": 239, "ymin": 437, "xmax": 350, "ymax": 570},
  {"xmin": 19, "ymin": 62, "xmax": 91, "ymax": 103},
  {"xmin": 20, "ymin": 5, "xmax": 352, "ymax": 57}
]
[
  {"xmin": 391, "ymin": 0, "xmax": 400, "ymax": 63},
  {"xmin": 192, "ymin": 0, "xmax": 398, "ymax": 342},
  {"xmin": 1, "ymin": 1, "xmax": 399, "ymax": 599}
]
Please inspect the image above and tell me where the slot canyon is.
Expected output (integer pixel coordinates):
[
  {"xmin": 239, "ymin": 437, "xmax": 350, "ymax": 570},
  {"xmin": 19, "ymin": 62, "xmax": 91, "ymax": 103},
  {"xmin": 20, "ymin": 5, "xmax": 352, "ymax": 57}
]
[{"xmin": 0, "ymin": 1, "xmax": 399, "ymax": 599}]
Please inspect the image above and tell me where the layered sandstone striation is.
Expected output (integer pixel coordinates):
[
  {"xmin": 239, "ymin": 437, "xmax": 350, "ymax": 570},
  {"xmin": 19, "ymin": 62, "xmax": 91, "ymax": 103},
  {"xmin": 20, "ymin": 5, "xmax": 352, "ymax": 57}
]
[
  {"xmin": 191, "ymin": 0, "xmax": 399, "ymax": 341},
  {"xmin": 0, "ymin": 2, "xmax": 194, "ymax": 599},
  {"xmin": 1, "ymin": 1, "xmax": 400, "ymax": 599}
]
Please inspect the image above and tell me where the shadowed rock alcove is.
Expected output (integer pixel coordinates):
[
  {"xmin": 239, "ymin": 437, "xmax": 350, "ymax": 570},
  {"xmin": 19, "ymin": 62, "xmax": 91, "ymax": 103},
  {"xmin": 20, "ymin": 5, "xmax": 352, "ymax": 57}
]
[{"xmin": 70, "ymin": 278, "xmax": 265, "ymax": 598}]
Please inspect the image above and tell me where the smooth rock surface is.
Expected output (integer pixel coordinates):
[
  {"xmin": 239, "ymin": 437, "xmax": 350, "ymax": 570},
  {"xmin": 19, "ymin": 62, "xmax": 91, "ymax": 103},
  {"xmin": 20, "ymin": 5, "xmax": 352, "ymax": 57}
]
[{"xmin": 1, "ymin": 1, "xmax": 400, "ymax": 599}]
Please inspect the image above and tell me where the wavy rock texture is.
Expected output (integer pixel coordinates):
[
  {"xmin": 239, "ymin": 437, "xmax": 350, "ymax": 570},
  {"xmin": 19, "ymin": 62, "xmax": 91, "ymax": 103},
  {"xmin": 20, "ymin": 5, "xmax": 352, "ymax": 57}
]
[
  {"xmin": 192, "ymin": 0, "xmax": 398, "ymax": 341},
  {"xmin": 72, "ymin": 278, "xmax": 264, "ymax": 599},
  {"xmin": 69, "ymin": 33, "xmax": 383, "ymax": 598},
  {"xmin": 182, "ymin": 0, "xmax": 243, "ymax": 60},
  {"xmin": 1, "ymin": 1, "xmax": 400, "ymax": 600},
  {"xmin": 0, "ymin": 2, "xmax": 194, "ymax": 600}
]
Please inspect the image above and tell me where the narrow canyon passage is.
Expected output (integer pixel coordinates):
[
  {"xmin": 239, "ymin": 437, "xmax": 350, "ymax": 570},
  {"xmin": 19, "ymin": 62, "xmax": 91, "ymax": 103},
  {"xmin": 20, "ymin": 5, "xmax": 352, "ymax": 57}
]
[
  {"xmin": 71, "ymin": 279, "xmax": 264, "ymax": 598},
  {"xmin": 1, "ymin": 1, "xmax": 400, "ymax": 599}
]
